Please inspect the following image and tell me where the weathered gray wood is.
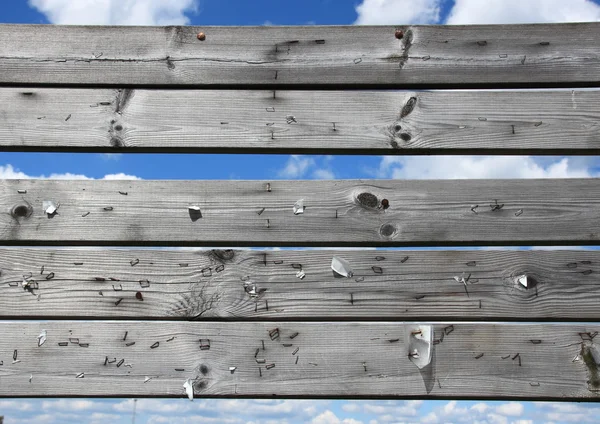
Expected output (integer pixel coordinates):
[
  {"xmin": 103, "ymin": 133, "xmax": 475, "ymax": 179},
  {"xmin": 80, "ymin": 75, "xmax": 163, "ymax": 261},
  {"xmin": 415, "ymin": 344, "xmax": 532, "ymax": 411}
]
[
  {"xmin": 0, "ymin": 321, "xmax": 598, "ymax": 399},
  {"xmin": 0, "ymin": 248, "xmax": 599, "ymax": 320},
  {"xmin": 1, "ymin": 179, "xmax": 600, "ymax": 246},
  {"xmin": 2, "ymin": 87, "xmax": 600, "ymax": 154},
  {"xmin": 1, "ymin": 24, "xmax": 600, "ymax": 88}
]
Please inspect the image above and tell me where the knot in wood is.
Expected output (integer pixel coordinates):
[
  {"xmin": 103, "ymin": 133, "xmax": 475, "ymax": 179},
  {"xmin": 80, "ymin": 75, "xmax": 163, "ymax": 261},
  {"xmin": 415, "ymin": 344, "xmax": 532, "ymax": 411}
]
[
  {"xmin": 400, "ymin": 97, "xmax": 417, "ymax": 118},
  {"xmin": 110, "ymin": 137, "xmax": 123, "ymax": 149},
  {"xmin": 357, "ymin": 192, "xmax": 379, "ymax": 208},
  {"xmin": 212, "ymin": 249, "xmax": 235, "ymax": 261},
  {"xmin": 11, "ymin": 203, "xmax": 32, "ymax": 219},
  {"xmin": 199, "ymin": 364, "xmax": 209, "ymax": 375},
  {"xmin": 380, "ymin": 223, "xmax": 397, "ymax": 238}
]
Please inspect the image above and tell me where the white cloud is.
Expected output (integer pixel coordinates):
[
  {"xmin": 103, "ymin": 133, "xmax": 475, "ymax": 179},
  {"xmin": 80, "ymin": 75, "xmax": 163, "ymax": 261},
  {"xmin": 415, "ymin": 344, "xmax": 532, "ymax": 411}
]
[
  {"xmin": 102, "ymin": 172, "xmax": 141, "ymax": 180},
  {"xmin": 533, "ymin": 402, "xmax": 600, "ymax": 423},
  {"xmin": 376, "ymin": 156, "xmax": 594, "ymax": 179},
  {"xmin": 355, "ymin": 0, "xmax": 440, "ymax": 24},
  {"xmin": 146, "ymin": 416, "xmax": 242, "ymax": 424},
  {"xmin": 446, "ymin": 0, "xmax": 600, "ymax": 25},
  {"xmin": 487, "ymin": 414, "xmax": 509, "ymax": 424},
  {"xmin": 361, "ymin": 401, "xmax": 421, "ymax": 418},
  {"xmin": 278, "ymin": 155, "xmax": 316, "ymax": 178},
  {"xmin": 342, "ymin": 403, "xmax": 361, "ymax": 413},
  {"xmin": 496, "ymin": 402, "xmax": 524, "ymax": 417},
  {"xmin": 277, "ymin": 155, "xmax": 336, "ymax": 179},
  {"xmin": 41, "ymin": 399, "xmax": 109, "ymax": 411},
  {"xmin": 313, "ymin": 168, "xmax": 336, "ymax": 179},
  {"xmin": 311, "ymin": 410, "xmax": 364, "ymax": 424},
  {"xmin": 89, "ymin": 413, "xmax": 122, "ymax": 422},
  {"xmin": 28, "ymin": 0, "xmax": 198, "ymax": 25},
  {"xmin": 0, "ymin": 164, "xmax": 140, "ymax": 180},
  {"xmin": 471, "ymin": 403, "xmax": 490, "ymax": 414},
  {"xmin": 354, "ymin": 0, "xmax": 600, "ymax": 25},
  {"xmin": 443, "ymin": 400, "xmax": 468, "ymax": 415},
  {"xmin": 421, "ymin": 412, "xmax": 439, "ymax": 424},
  {"xmin": 114, "ymin": 399, "xmax": 322, "ymax": 423},
  {"xmin": 114, "ymin": 399, "xmax": 193, "ymax": 414},
  {"xmin": 0, "ymin": 164, "xmax": 31, "ymax": 179},
  {"xmin": 0, "ymin": 400, "xmax": 34, "ymax": 411}
]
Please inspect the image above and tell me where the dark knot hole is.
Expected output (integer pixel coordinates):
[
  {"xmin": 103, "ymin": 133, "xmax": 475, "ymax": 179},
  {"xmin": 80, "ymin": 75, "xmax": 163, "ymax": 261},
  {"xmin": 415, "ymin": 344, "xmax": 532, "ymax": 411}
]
[{"xmin": 12, "ymin": 204, "xmax": 32, "ymax": 218}]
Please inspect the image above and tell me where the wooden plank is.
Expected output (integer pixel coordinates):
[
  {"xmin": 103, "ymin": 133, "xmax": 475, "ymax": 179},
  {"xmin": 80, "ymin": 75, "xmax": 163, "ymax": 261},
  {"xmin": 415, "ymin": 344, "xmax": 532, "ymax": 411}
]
[
  {"xmin": 0, "ymin": 321, "xmax": 598, "ymax": 399},
  {"xmin": 1, "ymin": 248, "xmax": 599, "ymax": 320},
  {"xmin": 1, "ymin": 23, "xmax": 600, "ymax": 88},
  {"xmin": 2, "ymin": 87, "xmax": 600, "ymax": 154},
  {"xmin": 2, "ymin": 178, "xmax": 600, "ymax": 247}
]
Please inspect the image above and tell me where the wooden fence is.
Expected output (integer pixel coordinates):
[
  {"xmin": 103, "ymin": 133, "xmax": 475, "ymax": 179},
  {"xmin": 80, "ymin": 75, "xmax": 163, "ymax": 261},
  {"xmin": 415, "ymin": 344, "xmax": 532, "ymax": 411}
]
[{"xmin": 1, "ymin": 23, "xmax": 600, "ymax": 401}]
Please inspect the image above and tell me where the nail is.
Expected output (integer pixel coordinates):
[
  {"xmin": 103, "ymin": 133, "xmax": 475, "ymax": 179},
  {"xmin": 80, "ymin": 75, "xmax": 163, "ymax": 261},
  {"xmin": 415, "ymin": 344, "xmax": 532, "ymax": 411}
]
[
  {"xmin": 395, "ymin": 29, "xmax": 404, "ymax": 39},
  {"xmin": 197, "ymin": 32, "xmax": 206, "ymax": 41}
]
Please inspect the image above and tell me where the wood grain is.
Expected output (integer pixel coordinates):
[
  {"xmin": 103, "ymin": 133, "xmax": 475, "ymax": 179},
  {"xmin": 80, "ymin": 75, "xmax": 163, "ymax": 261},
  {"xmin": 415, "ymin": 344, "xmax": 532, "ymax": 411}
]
[
  {"xmin": 2, "ymin": 179, "xmax": 600, "ymax": 247},
  {"xmin": 0, "ymin": 321, "xmax": 598, "ymax": 399},
  {"xmin": 2, "ymin": 87, "xmax": 600, "ymax": 154},
  {"xmin": 1, "ymin": 24, "xmax": 600, "ymax": 88},
  {"xmin": 1, "ymin": 248, "xmax": 599, "ymax": 320}
]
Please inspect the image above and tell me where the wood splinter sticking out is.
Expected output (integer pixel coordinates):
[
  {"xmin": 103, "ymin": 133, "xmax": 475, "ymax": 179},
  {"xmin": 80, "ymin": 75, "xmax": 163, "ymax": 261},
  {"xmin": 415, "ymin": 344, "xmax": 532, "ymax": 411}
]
[{"xmin": 406, "ymin": 324, "xmax": 435, "ymax": 394}]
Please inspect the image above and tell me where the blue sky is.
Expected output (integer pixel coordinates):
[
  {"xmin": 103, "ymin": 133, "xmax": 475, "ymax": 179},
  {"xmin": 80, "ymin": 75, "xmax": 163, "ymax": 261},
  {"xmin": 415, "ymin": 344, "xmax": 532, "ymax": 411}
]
[{"xmin": 2, "ymin": 0, "xmax": 600, "ymax": 423}]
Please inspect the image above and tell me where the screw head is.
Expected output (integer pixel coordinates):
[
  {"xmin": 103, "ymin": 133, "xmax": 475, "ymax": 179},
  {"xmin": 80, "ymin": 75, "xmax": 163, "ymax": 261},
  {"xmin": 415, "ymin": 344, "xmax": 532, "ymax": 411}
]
[
  {"xmin": 395, "ymin": 29, "xmax": 404, "ymax": 39},
  {"xmin": 197, "ymin": 32, "xmax": 206, "ymax": 41}
]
